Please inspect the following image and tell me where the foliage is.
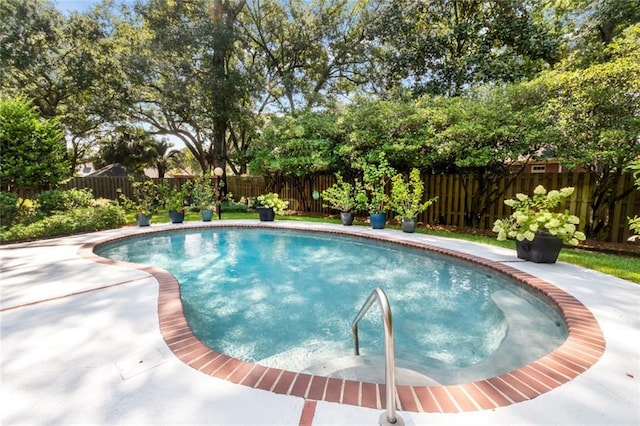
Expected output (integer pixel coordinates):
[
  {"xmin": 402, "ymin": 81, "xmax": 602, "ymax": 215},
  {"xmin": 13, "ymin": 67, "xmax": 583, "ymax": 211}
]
[
  {"xmin": 535, "ymin": 45, "xmax": 640, "ymax": 239},
  {"xmin": 220, "ymin": 199, "xmax": 248, "ymax": 213},
  {"xmin": 190, "ymin": 177, "xmax": 216, "ymax": 210},
  {"xmin": 159, "ymin": 180, "xmax": 192, "ymax": 212},
  {"xmin": 93, "ymin": 126, "xmax": 164, "ymax": 176},
  {"xmin": 256, "ymin": 193, "xmax": 289, "ymax": 216},
  {"xmin": 389, "ymin": 169, "xmax": 437, "ymax": 220},
  {"xmin": 334, "ymin": 97, "xmax": 438, "ymax": 171},
  {"xmin": 0, "ymin": 191, "xmax": 19, "ymax": 228},
  {"xmin": 249, "ymin": 112, "xmax": 335, "ymax": 176},
  {"xmin": 118, "ymin": 178, "xmax": 161, "ymax": 216},
  {"xmin": 114, "ymin": 0, "xmax": 247, "ymax": 175},
  {"xmin": 35, "ymin": 188, "xmax": 94, "ymax": 215},
  {"xmin": 492, "ymin": 185, "xmax": 587, "ymax": 246},
  {"xmin": 0, "ymin": 96, "xmax": 69, "ymax": 192},
  {"xmin": 358, "ymin": 155, "xmax": 396, "ymax": 214},
  {"xmin": 0, "ymin": 0, "xmax": 129, "ymax": 173},
  {"xmin": 0, "ymin": 203, "xmax": 126, "ymax": 244},
  {"xmin": 628, "ymin": 159, "xmax": 640, "ymax": 236},
  {"xmin": 369, "ymin": 0, "xmax": 560, "ymax": 96},
  {"xmin": 321, "ymin": 174, "xmax": 366, "ymax": 213},
  {"xmin": 239, "ymin": 0, "xmax": 376, "ymax": 114}
]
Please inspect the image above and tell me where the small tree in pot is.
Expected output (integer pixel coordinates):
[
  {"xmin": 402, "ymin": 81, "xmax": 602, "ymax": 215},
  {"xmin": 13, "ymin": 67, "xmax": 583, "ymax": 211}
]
[
  {"xmin": 118, "ymin": 178, "xmax": 160, "ymax": 226},
  {"xmin": 389, "ymin": 169, "xmax": 438, "ymax": 233},
  {"xmin": 190, "ymin": 177, "xmax": 216, "ymax": 221},
  {"xmin": 359, "ymin": 155, "xmax": 396, "ymax": 229},
  {"xmin": 161, "ymin": 181, "xmax": 191, "ymax": 224},
  {"xmin": 321, "ymin": 173, "xmax": 367, "ymax": 225}
]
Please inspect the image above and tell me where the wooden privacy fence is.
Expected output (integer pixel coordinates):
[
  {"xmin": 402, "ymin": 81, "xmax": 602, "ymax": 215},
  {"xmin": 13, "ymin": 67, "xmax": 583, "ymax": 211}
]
[{"xmin": 65, "ymin": 172, "xmax": 640, "ymax": 243}]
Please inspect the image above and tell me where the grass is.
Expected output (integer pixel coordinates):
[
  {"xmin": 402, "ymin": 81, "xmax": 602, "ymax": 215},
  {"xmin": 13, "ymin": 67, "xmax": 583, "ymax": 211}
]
[{"xmin": 129, "ymin": 209, "xmax": 640, "ymax": 284}]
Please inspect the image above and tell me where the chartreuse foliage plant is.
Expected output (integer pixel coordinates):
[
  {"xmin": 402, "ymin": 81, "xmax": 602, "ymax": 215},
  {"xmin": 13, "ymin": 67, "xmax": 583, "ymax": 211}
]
[
  {"xmin": 256, "ymin": 193, "xmax": 289, "ymax": 215},
  {"xmin": 389, "ymin": 169, "xmax": 438, "ymax": 220},
  {"xmin": 358, "ymin": 155, "xmax": 396, "ymax": 214},
  {"xmin": 492, "ymin": 185, "xmax": 587, "ymax": 246},
  {"xmin": 321, "ymin": 173, "xmax": 367, "ymax": 213}
]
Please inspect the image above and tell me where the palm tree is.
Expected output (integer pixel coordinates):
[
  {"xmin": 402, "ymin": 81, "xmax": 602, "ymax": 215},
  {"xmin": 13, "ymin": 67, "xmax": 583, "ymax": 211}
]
[{"xmin": 150, "ymin": 138, "xmax": 183, "ymax": 178}]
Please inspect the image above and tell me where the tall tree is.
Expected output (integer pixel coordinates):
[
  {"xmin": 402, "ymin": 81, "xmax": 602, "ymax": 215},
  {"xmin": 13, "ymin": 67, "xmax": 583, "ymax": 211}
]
[
  {"xmin": 369, "ymin": 0, "xmax": 560, "ymax": 96},
  {"xmin": 117, "ymin": 0, "xmax": 246, "ymax": 175},
  {"xmin": 537, "ymin": 26, "xmax": 640, "ymax": 240},
  {"xmin": 238, "ymin": 0, "xmax": 379, "ymax": 114},
  {"xmin": 93, "ymin": 126, "xmax": 156, "ymax": 175},
  {"xmin": 0, "ymin": 0, "xmax": 128, "ymax": 173}
]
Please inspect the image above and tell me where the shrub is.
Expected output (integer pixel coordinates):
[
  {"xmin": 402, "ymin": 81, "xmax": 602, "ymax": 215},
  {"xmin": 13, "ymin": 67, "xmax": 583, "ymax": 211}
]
[
  {"xmin": 492, "ymin": 185, "xmax": 586, "ymax": 246},
  {"xmin": 36, "ymin": 188, "xmax": 95, "ymax": 215},
  {"xmin": 0, "ymin": 203, "xmax": 126, "ymax": 244},
  {"xmin": 0, "ymin": 191, "xmax": 19, "ymax": 227},
  {"xmin": 256, "ymin": 193, "xmax": 289, "ymax": 215},
  {"xmin": 220, "ymin": 199, "xmax": 248, "ymax": 213}
]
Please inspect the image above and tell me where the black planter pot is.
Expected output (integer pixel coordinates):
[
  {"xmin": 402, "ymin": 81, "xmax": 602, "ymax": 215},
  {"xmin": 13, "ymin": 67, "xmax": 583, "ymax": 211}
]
[
  {"xmin": 401, "ymin": 218, "xmax": 417, "ymax": 233},
  {"xmin": 169, "ymin": 209, "xmax": 185, "ymax": 223},
  {"xmin": 256, "ymin": 206, "xmax": 275, "ymax": 221},
  {"xmin": 516, "ymin": 232, "xmax": 563, "ymax": 263},
  {"xmin": 340, "ymin": 212, "xmax": 354, "ymax": 226}
]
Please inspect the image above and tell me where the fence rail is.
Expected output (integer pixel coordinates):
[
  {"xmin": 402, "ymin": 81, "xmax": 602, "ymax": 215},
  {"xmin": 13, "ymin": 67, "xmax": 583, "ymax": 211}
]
[{"xmin": 63, "ymin": 173, "xmax": 640, "ymax": 243}]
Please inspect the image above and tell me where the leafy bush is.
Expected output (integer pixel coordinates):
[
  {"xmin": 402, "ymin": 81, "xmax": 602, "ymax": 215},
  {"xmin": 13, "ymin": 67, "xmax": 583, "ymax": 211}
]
[
  {"xmin": 0, "ymin": 191, "xmax": 19, "ymax": 227},
  {"xmin": 0, "ymin": 203, "xmax": 126, "ymax": 244},
  {"xmin": 389, "ymin": 169, "xmax": 438, "ymax": 219},
  {"xmin": 220, "ymin": 199, "xmax": 248, "ymax": 213},
  {"xmin": 256, "ymin": 193, "xmax": 289, "ymax": 215},
  {"xmin": 36, "ymin": 188, "xmax": 95, "ymax": 215},
  {"xmin": 321, "ymin": 173, "xmax": 366, "ymax": 213},
  {"xmin": 492, "ymin": 185, "xmax": 586, "ymax": 246},
  {"xmin": 0, "ymin": 97, "xmax": 69, "ymax": 193}
]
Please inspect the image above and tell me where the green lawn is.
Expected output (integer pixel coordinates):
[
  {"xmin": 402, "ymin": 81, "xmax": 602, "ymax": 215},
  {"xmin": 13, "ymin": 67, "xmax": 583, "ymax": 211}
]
[{"xmin": 133, "ymin": 210, "xmax": 640, "ymax": 284}]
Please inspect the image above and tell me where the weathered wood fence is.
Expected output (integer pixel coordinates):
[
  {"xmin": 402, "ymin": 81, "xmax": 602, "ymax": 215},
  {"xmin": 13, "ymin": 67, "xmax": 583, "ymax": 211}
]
[{"xmin": 64, "ymin": 173, "xmax": 640, "ymax": 243}]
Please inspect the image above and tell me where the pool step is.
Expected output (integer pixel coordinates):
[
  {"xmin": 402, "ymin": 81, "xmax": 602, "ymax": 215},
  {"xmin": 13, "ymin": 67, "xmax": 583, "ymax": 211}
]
[{"xmin": 302, "ymin": 355, "xmax": 441, "ymax": 386}]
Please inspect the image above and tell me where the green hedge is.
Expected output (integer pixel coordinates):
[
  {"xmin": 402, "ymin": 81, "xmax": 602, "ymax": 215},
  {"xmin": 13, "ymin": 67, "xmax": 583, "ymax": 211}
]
[
  {"xmin": 0, "ymin": 191, "xmax": 19, "ymax": 227},
  {"xmin": 0, "ymin": 204, "xmax": 127, "ymax": 244},
  {"xmin": 36, "ymin": 188, "xmax": 95, "ymax": 215}
]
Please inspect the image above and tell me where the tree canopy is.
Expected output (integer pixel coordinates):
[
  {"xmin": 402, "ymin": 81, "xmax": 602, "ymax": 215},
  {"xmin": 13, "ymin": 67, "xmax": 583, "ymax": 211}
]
[{"xmin": 0, "ymin": 97, "xmax": 68, "ymax": 193}]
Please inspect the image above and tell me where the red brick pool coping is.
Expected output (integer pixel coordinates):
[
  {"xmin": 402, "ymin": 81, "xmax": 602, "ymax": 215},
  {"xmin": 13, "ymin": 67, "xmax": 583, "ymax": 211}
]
[{"xmin": 79, "ymin": 223, "xmax": 605, "ymax": 413}]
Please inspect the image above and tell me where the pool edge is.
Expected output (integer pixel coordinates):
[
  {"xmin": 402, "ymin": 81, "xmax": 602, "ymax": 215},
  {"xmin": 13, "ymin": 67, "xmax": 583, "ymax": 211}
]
[{"xmin": 78, "ymin": 222, "xmax": 606, "ymax": 413}]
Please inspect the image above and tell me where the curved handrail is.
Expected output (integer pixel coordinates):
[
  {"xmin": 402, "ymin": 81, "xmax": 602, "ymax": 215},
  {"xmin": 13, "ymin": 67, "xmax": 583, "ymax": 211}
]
[{"xmin": 352, "ymin": 287, "xmax": 400, "ymax": 425}]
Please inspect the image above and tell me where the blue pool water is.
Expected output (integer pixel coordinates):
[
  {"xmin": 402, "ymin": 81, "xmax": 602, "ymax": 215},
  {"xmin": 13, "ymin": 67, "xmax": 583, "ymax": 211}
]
[{"xmin": 98, "ymin": 228, "xmax": 566, "ymax": 384}]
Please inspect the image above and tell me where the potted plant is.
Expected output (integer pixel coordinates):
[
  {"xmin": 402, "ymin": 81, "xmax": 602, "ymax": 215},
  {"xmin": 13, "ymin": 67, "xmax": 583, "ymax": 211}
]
[
  {"xmin": 389, "ymin": 169, "xmax": 438, "ymax": 233},
  {"xmin": 256, "ymin": 192, "xmax": 289, "ymax": 221},
  {"xmin": 163, "ymin": 182, "xmax": 189, "ymax": 224},
  {"xmin": 119, "ymin": 178, "xmax": 160, "ymax": 227},
  {"xmin": 321, "ymin": 174, "xmax": 367, "ymax": 226},
  {"xmin": 359, "ymin": 156, "xmax": 396, "ymax": 229},
  {"xmin": 190, "ymin": 177, "xmax": 216, "ymax": 221},
  {"xmin": 492, "ymin": 185, "xmax": 586, "ymax": 263}
]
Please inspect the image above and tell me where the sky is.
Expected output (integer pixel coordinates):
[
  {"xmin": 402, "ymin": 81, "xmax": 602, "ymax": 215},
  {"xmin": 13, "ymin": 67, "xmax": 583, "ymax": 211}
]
[{"xmin": 53, "ymin": 0, "xmax": 135, "ymax": 14}]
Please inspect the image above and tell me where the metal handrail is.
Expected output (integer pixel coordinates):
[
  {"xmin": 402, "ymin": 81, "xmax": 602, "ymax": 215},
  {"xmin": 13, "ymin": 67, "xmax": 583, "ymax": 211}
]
[{"xmin": 352, "ymin": 287, "xmax": 401, "ymax": 425}]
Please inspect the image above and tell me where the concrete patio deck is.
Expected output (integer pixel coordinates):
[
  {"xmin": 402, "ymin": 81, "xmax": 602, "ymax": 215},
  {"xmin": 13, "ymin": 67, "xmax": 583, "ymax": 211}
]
[{"xmin": 1, "ymin": 220, "xmax": 638, "ymax": 425}]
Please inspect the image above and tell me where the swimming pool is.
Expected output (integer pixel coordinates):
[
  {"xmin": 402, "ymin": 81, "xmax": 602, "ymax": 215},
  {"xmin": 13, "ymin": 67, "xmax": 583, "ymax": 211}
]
[{"xmin": 97, "ymin": 226, "xmax": 566, "ymax": 385}]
